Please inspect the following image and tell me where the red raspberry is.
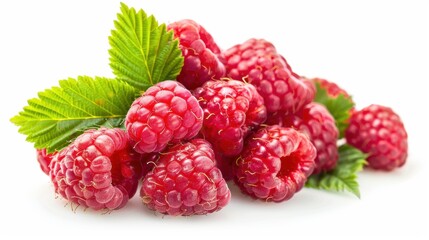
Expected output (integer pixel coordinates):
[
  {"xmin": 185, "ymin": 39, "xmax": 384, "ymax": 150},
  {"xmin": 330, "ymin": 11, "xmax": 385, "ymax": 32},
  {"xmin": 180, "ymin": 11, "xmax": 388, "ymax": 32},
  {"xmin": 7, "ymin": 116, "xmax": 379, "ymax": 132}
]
[
  {"xmin": 36, "ymin": 149, "xmax": 55, "ymax": 175},
  {"xmin": 125, "ymin": 80, "xmax": 203, "ymax": 154},
  {"xmin": 345, "ymin": 105, "xmax": 408, "ymax": 171},
  {"xmin": 194, "ymin": 79, "xmax": 267, "ymax": 156},
  {"xmin": 140, "ymin": 139, "xmax": 231, "ymax": 216},
  {"xmin": 49, "ymin": 128, "xmax": 143, "ymax": 211},
  {"xmin": 223, "ymin": 38, "xmax": 315, "ymax": 114},
  {"xmin": 234, "ymin": 126, "xmax": 316, "ymax": 202},
  {"xmin": 267, "ymin": 103, "xmax": 339, "ymax": 174},
  {"xmin": 311, "ymin": 78, "xmax": 353, "ymax": 100},
  {"xmin": 310, "ymin": 77, "xmax": 355, "ymax": 115},
  {"xmin": 168, "ymin": 19, "xmax": 225, "ymax": 90}
]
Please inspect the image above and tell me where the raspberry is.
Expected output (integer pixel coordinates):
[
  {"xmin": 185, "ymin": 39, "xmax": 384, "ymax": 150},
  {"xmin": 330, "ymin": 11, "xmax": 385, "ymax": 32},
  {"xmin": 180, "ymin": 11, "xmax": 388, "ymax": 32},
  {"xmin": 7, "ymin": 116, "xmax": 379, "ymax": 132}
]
[
  {"xmin": 345, "ymin": 104, "xmax": 408, "ymax": 171},
  {"xmin": 36, "ymin": 149, "xmax": 55, "ymax": 175},
  {"xmin": 223, "ymin": 38, "xmax": 315, "ymax": 114},
  {"xmin": 49, "ymin": 128, "xmax": 143, "ymax": 210},
  {"xmin": 125, "ymin": 80, "xmax": 203, "ymax": 154},
  {"xmin": 310, "ymin": 77, "xmax": 355, "ymax": 114},
  {"xmin": 168, "ymin": 19, "xmax": 225, "ymax": 90},
  {"xmin": 267, "ymin": 103, "xmax": 339, "ymax": 174},
  {"xmin": 140, "ymin": 139, "xmax": 231, "ymax": 216},
  {"xmin": 234, "ymin": 126, "xmax": 316, "ymax": 202},
  {"xmin": 194, "ymin": 79, "xmax": 267, "ymax": 156},
  {"xmin": 311, "ymin": 78, "xmax": 353, "ymax": 100}
]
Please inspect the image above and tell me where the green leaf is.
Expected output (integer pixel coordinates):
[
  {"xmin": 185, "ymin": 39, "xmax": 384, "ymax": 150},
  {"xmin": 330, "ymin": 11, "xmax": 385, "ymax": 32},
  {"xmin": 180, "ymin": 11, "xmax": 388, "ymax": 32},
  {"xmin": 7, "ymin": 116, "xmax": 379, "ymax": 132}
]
[
  {"xmin": 109, "ymin": 3, "xmax": 184, "ymax": 90},
  {"xmin": 313, "ymin": 82, "xmax": 354, "ymax": 138},
  {"xmin": 305, "ymin": 144, "xmax": 367, "ymax": 198},
  {"xmin": 10, "ymin": 76, "xmax": 138, "ymax": 153}
]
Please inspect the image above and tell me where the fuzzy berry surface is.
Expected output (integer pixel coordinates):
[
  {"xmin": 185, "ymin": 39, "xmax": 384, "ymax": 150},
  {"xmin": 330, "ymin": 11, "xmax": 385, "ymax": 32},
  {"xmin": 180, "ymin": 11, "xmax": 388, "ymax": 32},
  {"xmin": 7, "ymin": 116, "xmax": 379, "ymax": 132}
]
[
  {"xmin": 37, "ymin": 149, "xmax": 55, "ymax": 175},
  {"xmin": 141, "ymin": 139, "xmax": 231, "ymax": 216},
  {"xmin": 126, "ymin": 80, "xmax": 203, "ymax": 154},
  {"xmin": 345, "ymin": 104, "xmax": 408, "ymax": 171},
  {"xmin": 49, "ymin": 128, "xmax": 143, "ymax": 211},
  {"xmin": 267, "ymin": 103, "xmax": 339, "ymax": 174},
  {"xmin": 168, "ymin": 19, "xmax": 225, "ymax": 90},
  {"xmin": 194, "ymin": 79, "xmax": 267, "ymax": 157},
  {"xmin": 223, "ymin": 38, "xmax": 315, "ymax": 114},
  {"xmin": 234, "ymin": 126, "xmax": 316, "ymax": 202}
]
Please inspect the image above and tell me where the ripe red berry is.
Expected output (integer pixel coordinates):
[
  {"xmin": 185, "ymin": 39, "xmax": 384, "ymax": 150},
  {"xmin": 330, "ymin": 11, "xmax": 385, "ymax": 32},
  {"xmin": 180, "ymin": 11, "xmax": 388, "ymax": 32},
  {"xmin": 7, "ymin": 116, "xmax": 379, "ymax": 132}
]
[
  {"xmin": 223, "ymin": 38, "xmax": 315, "ymax": 114},
  {"xmin": 267, "ymin": 103, "xmax": 339, "ymax": 174},
  {"xmin": 36, "ymin": 149, "xmax": 55, "ymax": 175},
  {"xmin": 311, "ymin": 78, "xmax": 353, "ymax": 100},
  {"xmin": 345, "ymin": 104, "xmax": 408, "ymax": 171},
  {"xmin": 234, "ymin": 126, "xmax": 316, "ymax": 202},
  {"xmin": 125, "ymin": 80, "xmax": 203, "ymax": 154},
  {"xmin": 49, "ymin": 128, "xmax": 143, "ymax": 210},
  {"xmin": 140, "ymin": 139, "xmax": 231, "ymax": 216},
  {"xmin": 310, "ymin": 77, "xmax": 355, "ymax": 116},
  {"xmin": 194, "ymin": 79, "xmax": 267, "ymax": 156},
  {"xmin": 168, "ymin": 19, "xmax": 225, "ymax": 90}
]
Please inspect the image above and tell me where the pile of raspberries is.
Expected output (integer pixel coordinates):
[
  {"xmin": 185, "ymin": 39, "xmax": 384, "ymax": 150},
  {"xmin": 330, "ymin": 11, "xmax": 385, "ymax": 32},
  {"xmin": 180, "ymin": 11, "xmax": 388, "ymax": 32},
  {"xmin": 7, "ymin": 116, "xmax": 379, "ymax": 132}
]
[{"xmin": 37, "ymin": 19, "xmax": 408, "ymax": 216}]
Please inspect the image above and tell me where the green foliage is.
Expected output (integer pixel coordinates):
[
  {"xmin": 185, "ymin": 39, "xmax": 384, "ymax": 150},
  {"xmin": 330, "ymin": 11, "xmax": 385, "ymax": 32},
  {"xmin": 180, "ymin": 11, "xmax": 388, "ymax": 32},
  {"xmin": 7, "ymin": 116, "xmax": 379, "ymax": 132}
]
[
  {"xmin": 305, "ymin": 144, "xmax": 367, "ymax": 198},
  {"xmin": 109, "ymin": 3, "xmax": 184, "ymax": 90},
  {"xmin": 10, "ymin": 76, "xmax": 137, "ymax": 153},
  {"xmin": 313, "ymin": 82, "xmax": 354, "ymax": 138}
]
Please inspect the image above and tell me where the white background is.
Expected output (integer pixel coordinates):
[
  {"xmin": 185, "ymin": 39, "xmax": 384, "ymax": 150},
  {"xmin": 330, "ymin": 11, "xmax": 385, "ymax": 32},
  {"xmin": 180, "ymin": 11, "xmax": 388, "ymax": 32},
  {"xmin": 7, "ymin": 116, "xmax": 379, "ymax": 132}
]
[{"xmin": 0, "ymin": 0, "xmax": 428, "ymax": 239}]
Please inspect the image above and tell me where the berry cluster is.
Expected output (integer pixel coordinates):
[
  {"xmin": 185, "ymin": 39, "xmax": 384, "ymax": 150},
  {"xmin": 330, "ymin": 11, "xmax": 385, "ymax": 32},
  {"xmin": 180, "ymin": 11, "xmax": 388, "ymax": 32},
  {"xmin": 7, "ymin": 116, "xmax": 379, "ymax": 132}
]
[{"xmin": 25, "ymin": 14, "xmax": 407, "ymax": 216}]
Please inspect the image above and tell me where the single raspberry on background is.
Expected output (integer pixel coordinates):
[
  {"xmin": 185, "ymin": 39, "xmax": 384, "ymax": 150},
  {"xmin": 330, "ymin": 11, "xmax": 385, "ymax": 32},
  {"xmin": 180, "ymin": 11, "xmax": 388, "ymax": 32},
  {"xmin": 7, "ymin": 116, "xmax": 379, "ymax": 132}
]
[
  {"xmin": 36, "ymin": 149, "xmax": 56, "ymax": 175},
  {"xmin": 234, "ymin": 126, "xmax": 316, "ymax": 202},
  {"xmin": 193, "ymin": 79, "xmax": 267, "ymax": 157},
  {"xmin": 140, "ymin": 139, "xmax": 231, "ymax": 216},
  {"xmin": 125, "ymin": 80, "xmax": 203, "ymax": 154},
  {"xmin": 223, "ymin": 38, "xmax": 315, "ymax": 114},
  {"xmin": 49, "ymin": 128, "xmax": 143, "ymax": 211},
  {"xmin": 267, "ymin": 103, "xmax": 339, "ymax": 174},
  {"xmin": 345, "ymin": 104, "xmax": 408, "ymax": 171},
  {"xmin": 168, "ymin": 19, "xmax": 225, "ymax": 90}
]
